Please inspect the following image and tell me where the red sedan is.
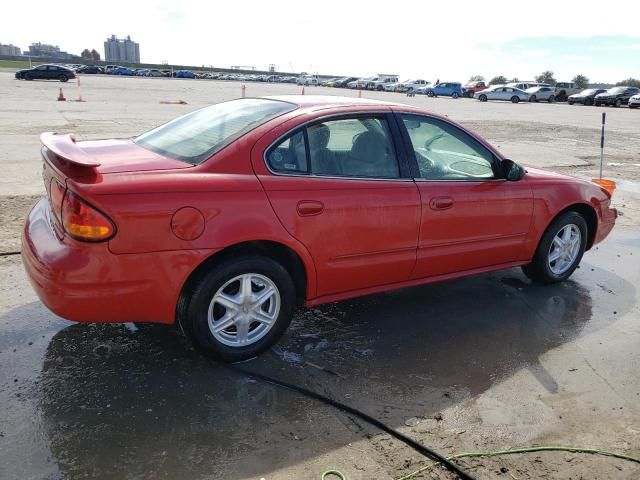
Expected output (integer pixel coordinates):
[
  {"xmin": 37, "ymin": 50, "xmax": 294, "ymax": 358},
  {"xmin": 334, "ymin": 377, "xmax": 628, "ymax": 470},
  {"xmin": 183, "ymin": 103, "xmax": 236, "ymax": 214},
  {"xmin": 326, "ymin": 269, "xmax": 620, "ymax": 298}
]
[{"xmin": 22, "ymin": 96, "xmax": 617, "ymax": 361}]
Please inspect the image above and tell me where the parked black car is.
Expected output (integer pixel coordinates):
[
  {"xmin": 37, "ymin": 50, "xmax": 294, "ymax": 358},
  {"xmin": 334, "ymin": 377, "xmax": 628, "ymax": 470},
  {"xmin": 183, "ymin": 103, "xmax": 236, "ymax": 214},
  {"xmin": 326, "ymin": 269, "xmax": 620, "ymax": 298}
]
[
  {"xmin": 333, "ymin": 76, "xmax": 359, "ymax": 88},
  {"xmin": 76, "ymin": 65, "xmax": 103, "ymax": 74},
  {"xmin": 567, "ymin": 88, "xmax": 607, "ymax": 106},
  {"xmin": 15, "ymin": 64, "xmax": 76, "ymax": 82},
  {"xmin": 594, "ymin": 86, "xmax": 640, "ymax": 107}
]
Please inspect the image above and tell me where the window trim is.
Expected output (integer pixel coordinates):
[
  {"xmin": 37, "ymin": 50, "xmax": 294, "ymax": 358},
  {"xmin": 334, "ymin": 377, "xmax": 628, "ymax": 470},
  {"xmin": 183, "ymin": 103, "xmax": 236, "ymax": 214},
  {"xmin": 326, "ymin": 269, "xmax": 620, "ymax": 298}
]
[
  {"xmin": 263, "ymin": 112, "xmax": 414, "ymax": 181},
  {"xmin": 394, "ymin": 112, "xmax": 504, "ymax": 182}
]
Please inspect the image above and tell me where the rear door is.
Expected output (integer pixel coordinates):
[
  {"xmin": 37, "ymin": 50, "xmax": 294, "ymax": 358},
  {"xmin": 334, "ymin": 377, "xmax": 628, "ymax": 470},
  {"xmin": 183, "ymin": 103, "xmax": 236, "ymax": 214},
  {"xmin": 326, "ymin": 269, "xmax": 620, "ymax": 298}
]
[
  {"xmin": 253, "ymin": 110, "xmax": 421, "ymax": 298},
  {"xmin": 396, "ymin": 113, "xmax": 533, "ymax": 278}
]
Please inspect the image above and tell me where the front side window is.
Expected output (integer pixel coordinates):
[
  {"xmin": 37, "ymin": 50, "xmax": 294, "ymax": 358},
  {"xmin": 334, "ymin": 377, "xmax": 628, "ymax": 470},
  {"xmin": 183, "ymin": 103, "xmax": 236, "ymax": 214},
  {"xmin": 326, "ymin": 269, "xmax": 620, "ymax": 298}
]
[
  {"xmin": 266, "ymin": 117, "xmax": 400, "ymax": 179},
  {"xmin": 135, "ymin": 99, "xmax": 296, "ymax": 164},
  {"xmin": 401, "ymin": 115, "xmax": 496, "ymax": 181}
]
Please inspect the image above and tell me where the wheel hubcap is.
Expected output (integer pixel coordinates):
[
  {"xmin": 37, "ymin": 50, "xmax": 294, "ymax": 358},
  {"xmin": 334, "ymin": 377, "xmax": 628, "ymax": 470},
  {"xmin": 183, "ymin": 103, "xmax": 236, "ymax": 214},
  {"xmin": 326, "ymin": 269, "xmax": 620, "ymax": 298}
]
[
  {"xmin": 548, "ymin": 224, "xmax": 581, "ymax": 275},
  {"xmin": 208, "ymin": 273, "xmax": 280, "ymax": 347}
]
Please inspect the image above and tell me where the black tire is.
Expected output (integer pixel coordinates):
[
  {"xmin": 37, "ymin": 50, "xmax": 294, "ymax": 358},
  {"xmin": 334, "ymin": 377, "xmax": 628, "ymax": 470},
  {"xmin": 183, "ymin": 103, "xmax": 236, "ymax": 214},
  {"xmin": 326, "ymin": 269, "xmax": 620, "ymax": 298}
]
[
  {"xmin": 630, "ymin": 105, "xmax": 638, "ymax": 109},
  {"xmin": 521, "ymin": 211, "xmax": 588, "ymax": 284},
  {"xmin": 568, "ymin": 100, "xmax": 574, "ymax": 105},
  {"xmin": 585, "ymin": 98, "xmax": 592, "ymax": 106},
  {"xmin": 548, "ymin": 95, "xmax": 555, "ymax": 103},
  {"xmin": 377, "ymin": 85, "xmax": 384, "ymax": 91},
  {"xmin": 595, "ymin": 102, "xmax": 601, "ymax": 107},
  {"xmin": 427, "ymin": 91, "xmax": 434, "ymax": 97},
  {"xmin": 452, "ymin": 92, "xmax": 459, "ymax": 99},
  {"xmin": 529, "ymin": 95, "xmax": 537, "ymax": 102},
  {"xmin": 181, "ymin": 255, "xmax": 296, "ymax": 362},
  {"xmin": 556, "ymin": 91, "xmax": 567, "ymax": 102},
  {"xmin": 614, "ymin": 98, "xmax": 622, "ymax": 108},
  {"xmin": 479, "ymin": 94, "xmax": 487, "ymax": 102},
  {"xmin": 511, "ymin": 96, "xmax": 520, "ymax": 104},
  {"xmin": 25, "ymin": 73, "xmax": 33, "ymax": 81},
  {"xmin": 59, "ymin": 75, "xmax": 68, "ymax": 82}
]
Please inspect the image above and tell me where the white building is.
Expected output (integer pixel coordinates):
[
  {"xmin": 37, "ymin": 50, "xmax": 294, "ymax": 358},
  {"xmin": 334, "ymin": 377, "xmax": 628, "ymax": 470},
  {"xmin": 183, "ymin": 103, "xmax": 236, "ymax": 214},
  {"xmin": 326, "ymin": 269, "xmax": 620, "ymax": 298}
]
[
  {"xmin": 104, "ymin": 35, "xmax": 140, "ymax": 63},
  {"xmin": 0, "ymin": 43, "xmax": 21, "ymax": 56}
]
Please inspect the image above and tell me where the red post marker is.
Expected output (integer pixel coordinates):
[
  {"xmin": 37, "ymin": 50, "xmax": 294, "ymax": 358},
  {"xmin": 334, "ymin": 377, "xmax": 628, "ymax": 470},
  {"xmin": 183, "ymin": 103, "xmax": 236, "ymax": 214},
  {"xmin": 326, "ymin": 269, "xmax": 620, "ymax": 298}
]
[
  {"xmin": 301, "ymin": 86, "xmax": 305, "ymax": 95},
  {"xmin": 241, "ymin": 84, "xmax": 246, "ymax": 98}
]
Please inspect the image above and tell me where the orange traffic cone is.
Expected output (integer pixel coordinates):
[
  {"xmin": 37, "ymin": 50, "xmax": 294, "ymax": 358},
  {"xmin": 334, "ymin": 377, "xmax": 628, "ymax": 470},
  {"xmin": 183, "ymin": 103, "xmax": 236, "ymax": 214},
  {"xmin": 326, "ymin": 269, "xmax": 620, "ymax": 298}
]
[
  {"xmin": 301, "ymin": 86, "xmax": 305, "ymax": 95},
  {"xmin": 57, "ymin": 88, "xmax": 66, "ymax": 101}
]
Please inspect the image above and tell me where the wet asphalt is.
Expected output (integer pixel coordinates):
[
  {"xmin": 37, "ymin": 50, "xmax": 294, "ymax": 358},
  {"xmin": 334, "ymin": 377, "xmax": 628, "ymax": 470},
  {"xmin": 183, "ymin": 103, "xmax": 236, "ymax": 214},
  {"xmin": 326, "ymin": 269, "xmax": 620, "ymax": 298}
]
[{"xmin": 0, "ymin": 229, "xmax": 638, "ymax": 480}]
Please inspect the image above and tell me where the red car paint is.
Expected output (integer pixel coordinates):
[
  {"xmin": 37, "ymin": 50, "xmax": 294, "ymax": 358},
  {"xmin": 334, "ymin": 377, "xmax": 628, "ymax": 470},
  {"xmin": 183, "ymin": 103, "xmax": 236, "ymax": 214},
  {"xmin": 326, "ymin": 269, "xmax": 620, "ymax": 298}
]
[{"xmin": 22, "ymin": 96, "xmax": 616, "ymax": 325}]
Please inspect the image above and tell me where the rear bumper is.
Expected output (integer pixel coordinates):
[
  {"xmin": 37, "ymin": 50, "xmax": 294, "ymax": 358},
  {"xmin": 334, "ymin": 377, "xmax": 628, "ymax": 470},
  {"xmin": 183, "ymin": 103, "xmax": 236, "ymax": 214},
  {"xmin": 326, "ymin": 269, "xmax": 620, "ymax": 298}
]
[{"xmin": 22, "ymin": 199, "xmax": 216, "ymax": 324}]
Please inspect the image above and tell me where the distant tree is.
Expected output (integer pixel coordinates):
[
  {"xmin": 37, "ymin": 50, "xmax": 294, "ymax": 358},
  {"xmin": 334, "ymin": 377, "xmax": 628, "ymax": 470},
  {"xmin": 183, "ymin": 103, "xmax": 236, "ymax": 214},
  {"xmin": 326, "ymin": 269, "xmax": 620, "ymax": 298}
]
[
  {"xmin": 468, "ymin": 75, "xmax": 485, "ymax": 82},
  {"xmin": 489, "ymin": 75, "xmax": 508, "ymax": 85},
  {"xmin": 509, "ymin": 77, "xmax": 519, "ymax": 82},
  {"xmin": 616, "ymin": 78, "xmax": 640, "ymax": 88},
  {"xmin": 571, "ymin": 74, "xmax": 589, "ymax": 88},
  {"xmin": 81, "ymin": 49, "xmax": 92, "ymax": 59},
  {"xmin": 91, "ymin": 49, "xmax": 101, "ymax": 61},
  {"xmin": 535, "ymin": 70, "xmax": 556, "ymax": 85}
]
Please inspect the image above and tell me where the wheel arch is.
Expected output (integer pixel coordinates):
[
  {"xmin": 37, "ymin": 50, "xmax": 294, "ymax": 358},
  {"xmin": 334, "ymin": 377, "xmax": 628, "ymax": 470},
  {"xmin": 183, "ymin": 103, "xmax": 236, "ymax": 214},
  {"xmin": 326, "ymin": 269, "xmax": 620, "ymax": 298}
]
[
  {"xmin": 177, "ymin": 240, "xmax": 311, "ymax": 327},
  {"xmin": 548, "ymin": 203, "xmax": 598, "ymax": 251}
]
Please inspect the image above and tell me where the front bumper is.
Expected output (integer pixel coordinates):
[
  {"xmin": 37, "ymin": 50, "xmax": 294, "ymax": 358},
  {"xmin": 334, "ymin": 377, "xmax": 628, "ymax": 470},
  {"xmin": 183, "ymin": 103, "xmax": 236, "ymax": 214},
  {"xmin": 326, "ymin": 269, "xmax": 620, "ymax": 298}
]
[{"xmin": 22, "ymin": 199, "xmax": 216, "ymax": 324}]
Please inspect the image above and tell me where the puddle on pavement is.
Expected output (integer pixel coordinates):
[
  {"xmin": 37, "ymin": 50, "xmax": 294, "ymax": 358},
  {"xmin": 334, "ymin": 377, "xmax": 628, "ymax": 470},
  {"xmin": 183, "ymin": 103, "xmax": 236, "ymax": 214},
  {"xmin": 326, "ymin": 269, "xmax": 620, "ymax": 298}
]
[{"xmin": 0, "ymin": 234, "xmax": 637, "ymax": 479}]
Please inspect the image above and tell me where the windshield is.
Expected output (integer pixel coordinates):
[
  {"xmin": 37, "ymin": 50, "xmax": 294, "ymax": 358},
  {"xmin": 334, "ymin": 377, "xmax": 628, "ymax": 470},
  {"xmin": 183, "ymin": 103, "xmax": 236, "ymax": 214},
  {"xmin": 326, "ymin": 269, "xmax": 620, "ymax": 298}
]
[
  {"xmin": 135, "ymin": 99, "xmax": 296, "ymax": 164},
  {"xmin": 580, "ymin": 89, "xmax": 597, "ymax": 94},
  {"xmin": 608, "ymin": 87, "xmax": 625, "ymax": 94}
]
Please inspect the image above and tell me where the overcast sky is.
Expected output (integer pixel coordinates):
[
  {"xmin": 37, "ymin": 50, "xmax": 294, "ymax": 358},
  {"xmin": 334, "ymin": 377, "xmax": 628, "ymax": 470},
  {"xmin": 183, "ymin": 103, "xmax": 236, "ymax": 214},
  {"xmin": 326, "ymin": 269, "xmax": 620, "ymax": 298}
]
[{"xmin": 4, "ymin": 0, "xmax": 640, "ymax": 83}]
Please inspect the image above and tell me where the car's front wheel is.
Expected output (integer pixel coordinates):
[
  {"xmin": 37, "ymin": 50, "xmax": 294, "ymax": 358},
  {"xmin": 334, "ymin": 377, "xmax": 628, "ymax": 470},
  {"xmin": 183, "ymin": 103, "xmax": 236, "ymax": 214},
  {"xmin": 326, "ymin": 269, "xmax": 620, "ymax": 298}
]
[
  {"xmin": 59, "ymin": 75, "xmax": 68, "ymax": 82},
  {"xmin": 529, "ymin": 95, "xmax": 537, "ymax": 102},
  {"xmin": 522, "ymin": 211, "xmax": 587, "ymax": 284},
  {"xmin": 182, "ymin": 256, "xmax": 296, "ymax": 362},
  {"xmin": 479, "ymin": 94, "xmax": 487, "ymax": 102},
  {"xmin": 614, "ymin": 98, "xmax": 622, "ymax": 108},
  {"xmin": 548, "ymin": 95, "xmax": 555, "ymax": 103},
  {"xmin": 511, "ymin": 96, "xmax": 520, "ymax": 103},
  {"xmin": 452, "ymin": 92, "xmax": 459, "ymax": 99},
  {"xmin": 24, "ymin": 73, "xmax": 33, "ymax": 80}
]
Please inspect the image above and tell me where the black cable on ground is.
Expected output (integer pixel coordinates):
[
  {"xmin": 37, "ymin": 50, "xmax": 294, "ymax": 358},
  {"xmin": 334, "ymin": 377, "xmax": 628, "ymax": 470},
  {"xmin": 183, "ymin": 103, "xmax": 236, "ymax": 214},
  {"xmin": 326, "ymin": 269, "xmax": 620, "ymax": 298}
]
[
  {"xmin": 0, "ymin": 251, "xmax": 21, "ymax": 257},
  {"xmin": 227, "ymin": 364, "xmax": 477, "ymax": 480}
]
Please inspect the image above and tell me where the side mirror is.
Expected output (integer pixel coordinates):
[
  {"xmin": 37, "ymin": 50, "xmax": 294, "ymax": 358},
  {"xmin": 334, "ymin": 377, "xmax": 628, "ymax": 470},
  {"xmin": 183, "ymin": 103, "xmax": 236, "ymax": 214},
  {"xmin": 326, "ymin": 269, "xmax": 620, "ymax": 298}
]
[{"xmin": 501, "ymin": 159, "xmax": 525, "ymax": 181}]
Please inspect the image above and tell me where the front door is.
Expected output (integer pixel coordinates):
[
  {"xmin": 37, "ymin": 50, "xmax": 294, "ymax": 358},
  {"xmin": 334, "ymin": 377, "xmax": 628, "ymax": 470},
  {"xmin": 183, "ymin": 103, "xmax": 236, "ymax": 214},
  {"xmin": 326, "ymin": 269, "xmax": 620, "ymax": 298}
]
[
  {"xmin": 256, "ymin": 114, "xmax": 421, "ymax": 297},
  {"xmin": 396, "ymin": 113, "xmax": 533, "ymax": 279}
]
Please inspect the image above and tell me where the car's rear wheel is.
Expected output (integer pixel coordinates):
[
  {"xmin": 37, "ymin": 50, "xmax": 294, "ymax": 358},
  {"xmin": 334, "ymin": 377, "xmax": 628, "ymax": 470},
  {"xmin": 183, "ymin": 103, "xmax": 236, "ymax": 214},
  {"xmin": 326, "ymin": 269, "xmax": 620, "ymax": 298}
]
[
  {"xmin": 479, "ymin": 94, "xmax": 487, "ymax": 102},
  {"xmin": 25, "ymin": 73, "xmax": 33, "ymax": 80},
  {"xmin": 529, "ymin": 95, "xmax": 537, "ymax": 102},
  {"xmin": 522, "ymin": 211, "xmax": 587, "ymax": 284},
  {"xmin": 427, "ymin": 91, "xmax": 435, "ymax": 97},
  {"xmin": 59, "ymin": 75, "xmax": 68, "ymax": 82},
  {"xmin": 568, "ymin": 100, "xmax": 574, "ymax": 105},
  {"xmin": 614, "ymin": 98, "xmax": 622, "ymax": 108},
  {"xmin": 556, "ymin": 91, "xmax": 567, "ymax": 102},
  {"xmin": 452, "ymin": 92, "xmax": 459, "ymax": 99},
  {"xmin": 511, "ymin": 96, "xmax": 520, "ymax": 103},
  {"xmin": 181, "ymin": 256, "xmax": 296, "ymax": 362},
  {"xmin": 548, "ymin": 95, "xmax": 555, "ymax": 103}
]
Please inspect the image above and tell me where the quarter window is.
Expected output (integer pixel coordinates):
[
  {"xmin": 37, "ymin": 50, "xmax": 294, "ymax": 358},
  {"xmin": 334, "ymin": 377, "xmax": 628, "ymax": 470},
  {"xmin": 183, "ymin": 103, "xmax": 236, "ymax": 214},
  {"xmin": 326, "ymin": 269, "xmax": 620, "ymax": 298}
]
[
  {"xmin": 401, "ymin": 115, "xmax": 496, "ymax": 180},
  {"xmin": 266, "ymin": 131, "xmax": 308, "ymax": 173}
]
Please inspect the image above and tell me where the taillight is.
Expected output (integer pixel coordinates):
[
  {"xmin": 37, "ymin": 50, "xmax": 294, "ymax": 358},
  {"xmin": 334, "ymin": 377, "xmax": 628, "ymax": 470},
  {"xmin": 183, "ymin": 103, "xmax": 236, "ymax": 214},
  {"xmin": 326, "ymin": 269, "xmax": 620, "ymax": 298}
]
[
  {"xmin": 62, "ymin": 191, "xmax": 115, "ymax": 242},
  {"xmin": 49, "ymin": 178, "xmax": 66, "ymax": 223}
]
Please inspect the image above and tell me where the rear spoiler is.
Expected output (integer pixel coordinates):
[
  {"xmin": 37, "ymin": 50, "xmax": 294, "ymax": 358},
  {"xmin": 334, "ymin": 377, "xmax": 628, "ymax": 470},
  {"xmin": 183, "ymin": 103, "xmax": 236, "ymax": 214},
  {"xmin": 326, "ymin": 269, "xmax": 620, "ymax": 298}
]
[{"xmin": 40, "ymin": 132, "xmax": 101, "ymax": 167}]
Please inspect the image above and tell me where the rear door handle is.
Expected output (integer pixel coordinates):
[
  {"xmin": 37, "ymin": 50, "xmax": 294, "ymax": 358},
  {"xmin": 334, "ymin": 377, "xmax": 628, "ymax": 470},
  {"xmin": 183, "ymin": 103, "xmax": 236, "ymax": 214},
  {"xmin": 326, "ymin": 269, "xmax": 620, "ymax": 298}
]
[
  {"xmin": 429, "ymin": 196, "xmax": 454, "ymax": 210},
  {"xmin": 297, "ymin": 200, "xmax": 324, "ymax": 216}
]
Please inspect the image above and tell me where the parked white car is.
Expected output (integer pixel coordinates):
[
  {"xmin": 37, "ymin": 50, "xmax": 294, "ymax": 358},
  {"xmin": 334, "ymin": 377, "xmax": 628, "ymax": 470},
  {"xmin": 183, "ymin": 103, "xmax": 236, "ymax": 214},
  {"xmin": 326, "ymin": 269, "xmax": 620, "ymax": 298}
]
[
  {"xmin": 507, "ymin": 82, "xmax": 550, "ymax": 91},
  {"xmin": 525, "ymin": 86, "xmax": 556, "ymax": 103},
  {"xmin": 371, "ymin": 77, "xmax": 398, "ymax": 91},
  {"xmin": 296, "ymin": 75, "xmax": 318, "ymax": 86},
  {"xmin": 629, "ymin": 94, "xmax": 640, "ymax": 109},
  {"xmin": 396, "ymin": 79, "xmax": 431, "ymax": 93},
  {"xmin": 475, "ymin": 86, "xmax": 530, "ymax": 103}
]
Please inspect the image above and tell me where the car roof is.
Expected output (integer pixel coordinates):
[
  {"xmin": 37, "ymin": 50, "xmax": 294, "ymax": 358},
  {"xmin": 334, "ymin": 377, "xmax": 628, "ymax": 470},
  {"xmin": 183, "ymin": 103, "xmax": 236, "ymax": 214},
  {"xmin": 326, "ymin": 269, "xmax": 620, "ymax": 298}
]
[{"xmin": 263, "ymin": 95, "xmax": 398, "ymax": 109}]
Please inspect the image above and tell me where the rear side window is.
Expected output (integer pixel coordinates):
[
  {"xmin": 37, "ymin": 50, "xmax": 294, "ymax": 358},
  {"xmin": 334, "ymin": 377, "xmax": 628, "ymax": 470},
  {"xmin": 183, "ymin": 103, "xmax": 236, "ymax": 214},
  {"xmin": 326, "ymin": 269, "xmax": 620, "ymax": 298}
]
[
  {"xmin": 266, "ymin": 117, "xmax": 400, "ymax": 179},
  {"xmin": 135, "ymin": 99, "xmax": 295, "ymax": 164}
]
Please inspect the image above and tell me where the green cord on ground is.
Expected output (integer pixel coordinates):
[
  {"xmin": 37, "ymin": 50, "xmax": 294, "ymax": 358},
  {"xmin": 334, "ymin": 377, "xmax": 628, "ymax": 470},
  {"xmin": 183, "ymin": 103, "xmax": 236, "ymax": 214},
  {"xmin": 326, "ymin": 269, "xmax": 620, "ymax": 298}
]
[
  {"xmin": 321, "ymin": 470, "xmax": 347, "ymax": 480},
  {"xmin": 397, "ymin": 445, "xmax": 640, "ymax": 480}
]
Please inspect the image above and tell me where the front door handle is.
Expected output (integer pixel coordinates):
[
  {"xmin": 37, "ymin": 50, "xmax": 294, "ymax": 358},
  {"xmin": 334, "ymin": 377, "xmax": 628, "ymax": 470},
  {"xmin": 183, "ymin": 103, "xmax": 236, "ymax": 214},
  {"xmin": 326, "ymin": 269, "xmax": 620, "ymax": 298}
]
[
  {"xmin": 297, "ymin": 200, "xmax": 324, "ymax": 216},
  {"xmin": 429, "ymin": 196, "xmax": 454, "ymax": 210}
]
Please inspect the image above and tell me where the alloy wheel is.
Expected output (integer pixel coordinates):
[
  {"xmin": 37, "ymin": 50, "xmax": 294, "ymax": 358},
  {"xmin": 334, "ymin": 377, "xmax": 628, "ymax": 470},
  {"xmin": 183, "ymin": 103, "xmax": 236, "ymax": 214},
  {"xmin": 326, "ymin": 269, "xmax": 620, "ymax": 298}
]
[
  {"xmin": 207, "ymin": 273, "xmax": 281, "ymax": 347},
  {"xmin": 548, "ymin": 224, "xmax": 581, "ymax": 275}
]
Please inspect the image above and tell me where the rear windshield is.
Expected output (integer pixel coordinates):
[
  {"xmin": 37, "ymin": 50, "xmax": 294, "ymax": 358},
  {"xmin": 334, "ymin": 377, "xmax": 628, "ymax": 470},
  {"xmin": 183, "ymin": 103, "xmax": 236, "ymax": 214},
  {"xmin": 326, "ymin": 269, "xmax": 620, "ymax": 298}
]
[{"xmin": 135, "ymin": 99, "xmax": 296, "ymax": 164}]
